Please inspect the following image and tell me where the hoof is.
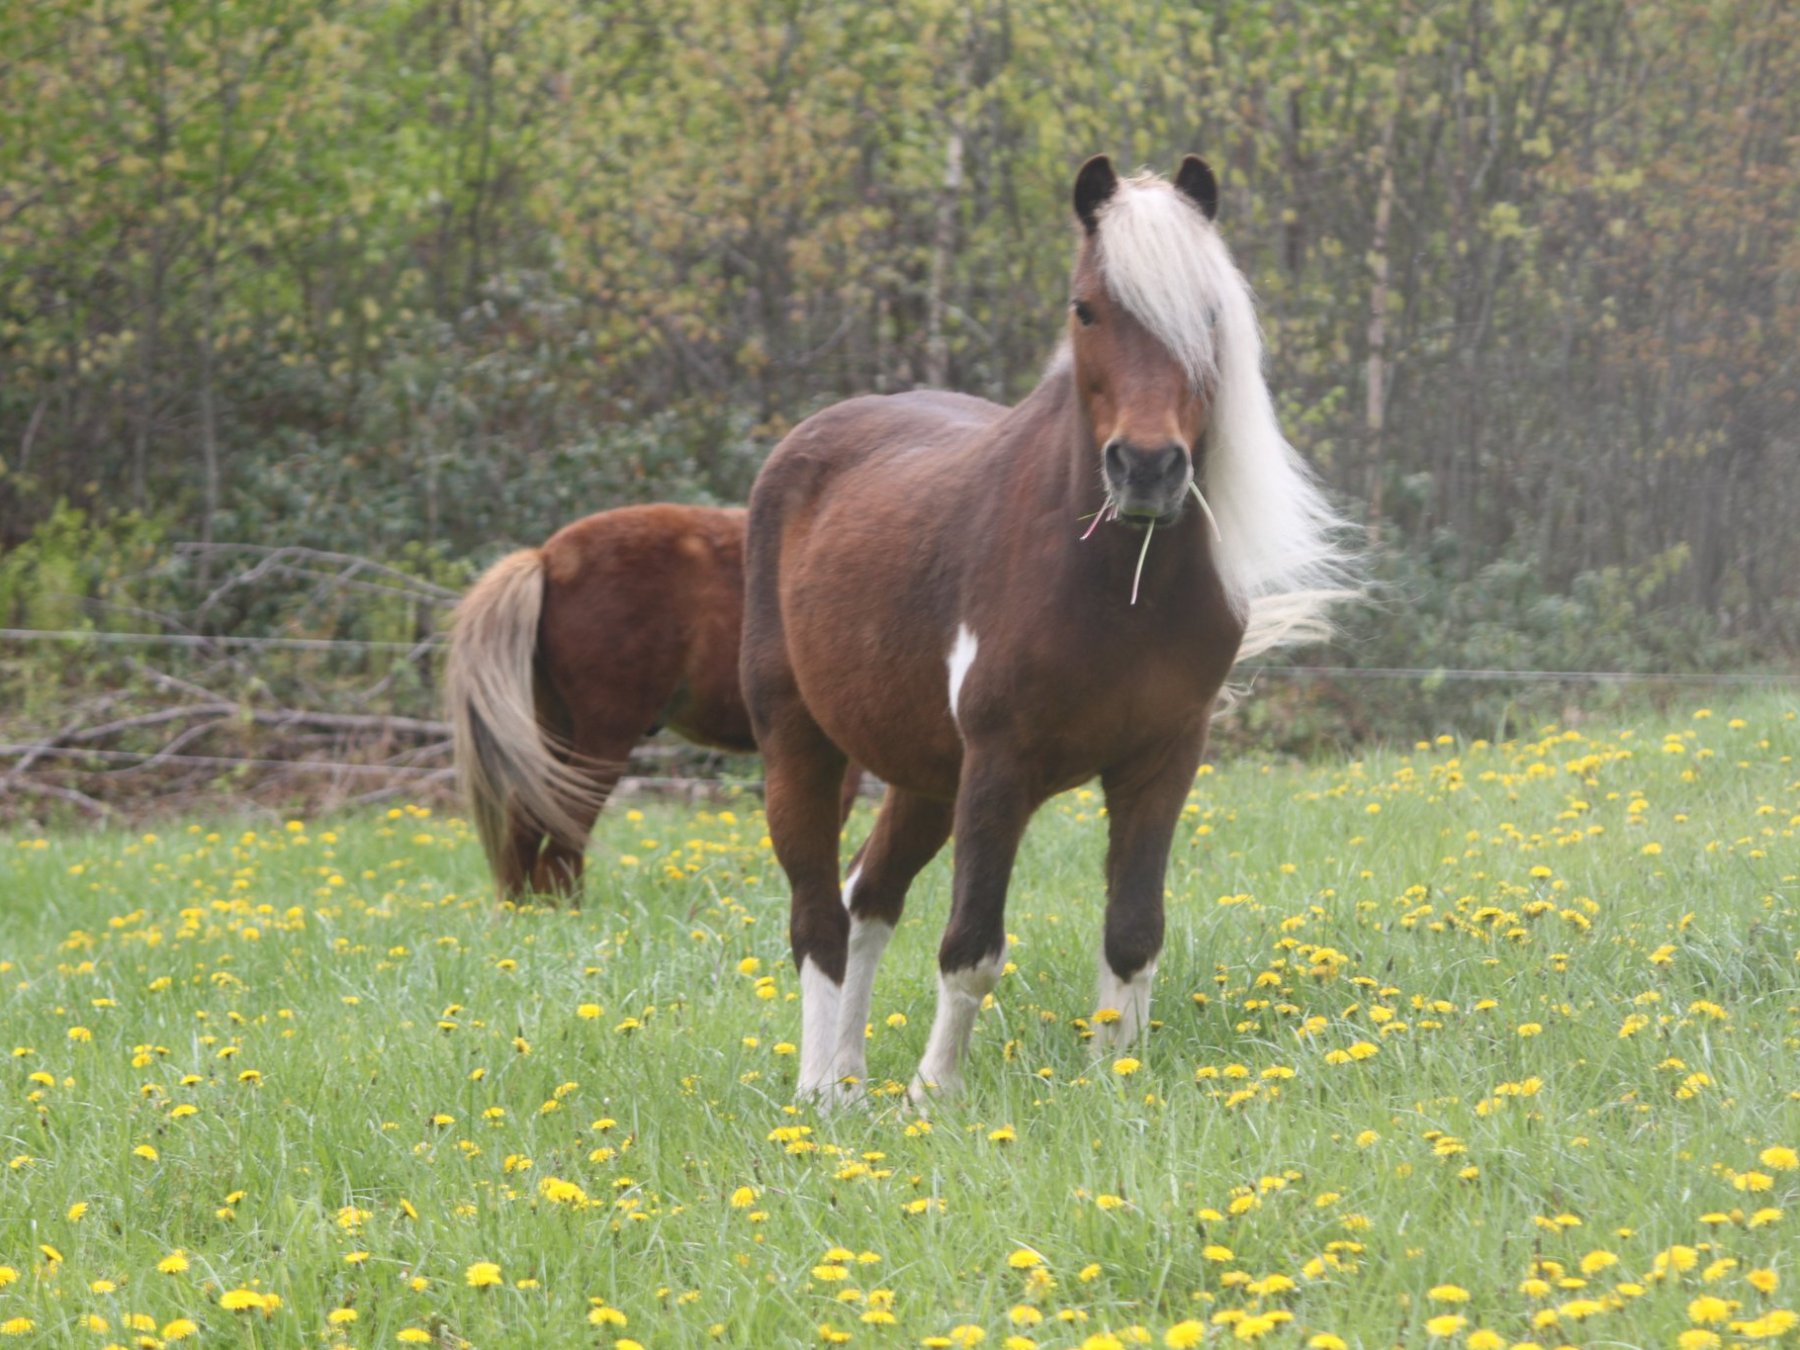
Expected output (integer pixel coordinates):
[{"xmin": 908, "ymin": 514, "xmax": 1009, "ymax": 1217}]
[
  {"xmin": 906, "ymin": 1074, "xmax": 961, "ymax": 1114},
  {"xmin": 797, "ymin": 1076, "xmax": 868, "ymax": 1113}
]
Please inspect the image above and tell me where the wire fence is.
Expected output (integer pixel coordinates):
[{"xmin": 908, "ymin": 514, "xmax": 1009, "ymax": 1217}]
[
  {"xmin": 5, "ymin": 625, "xmax": 1796, "ymax": 684},
  {"xmin": 0, "ymin": 627, "xmax": 441, "ymax": 653},
  {"xmin": 3, "ymin": 624, "xmax": 1794, "ymax": 816}
]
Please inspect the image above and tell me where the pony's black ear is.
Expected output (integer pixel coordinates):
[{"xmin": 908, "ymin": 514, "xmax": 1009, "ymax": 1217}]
[
  {"xmin": 1073, "ymin": 155, "xmax": 1118, "ymax": 234},
  {"xmin": 1174, "ymin": 154, "xmax": 1219, "ymax": 220}
]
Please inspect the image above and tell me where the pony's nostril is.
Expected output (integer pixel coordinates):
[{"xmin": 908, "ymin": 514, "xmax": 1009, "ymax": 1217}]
[{"xmin": 1103, "ymin": 439, "xmax": 1127, "ymax": 482}]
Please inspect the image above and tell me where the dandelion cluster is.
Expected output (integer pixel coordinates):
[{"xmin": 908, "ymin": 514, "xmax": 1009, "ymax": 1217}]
[{"xmin": 0, "ymin": 706, "xmax": 1795, "ymax": 1343}]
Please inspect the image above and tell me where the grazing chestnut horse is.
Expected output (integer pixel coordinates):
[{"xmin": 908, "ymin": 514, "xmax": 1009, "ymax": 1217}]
[
  {"xmin": 447, "ymin": 504, "xmax": 859, "ymax": 902},
  {"xmin": 743, "ymin": 156, "xmax": 1353, "ymax": 1101}
]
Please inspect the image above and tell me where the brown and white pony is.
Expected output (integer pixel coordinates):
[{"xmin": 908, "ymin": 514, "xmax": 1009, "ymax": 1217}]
[
  {"xmin": 448, "ymin": 504, "xmax": 857, "ymax": 902},
  {"xmin": 742, "ymin": 156, "xmax": 1354, "ymax": 1101}
]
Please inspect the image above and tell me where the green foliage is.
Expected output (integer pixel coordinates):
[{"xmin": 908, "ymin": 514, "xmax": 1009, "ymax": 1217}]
[
  {"xmin": 0, "ymin": 503, "xmax": 168, "ymax": 636},
  {"xmin": 0, "ymin": 0, "xmax": 1794, "ymax": 747}
]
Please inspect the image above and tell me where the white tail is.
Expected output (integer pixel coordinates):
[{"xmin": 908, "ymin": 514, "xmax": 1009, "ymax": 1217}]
[{"xmin": 445, "ymin": 550, "xmax": 601, "ymax": 887}]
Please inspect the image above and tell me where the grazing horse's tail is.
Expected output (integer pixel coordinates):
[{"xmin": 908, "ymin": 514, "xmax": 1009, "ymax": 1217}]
[{"xmin": 445, "ymin": 549, "xmax": 597, "ymax": 888}]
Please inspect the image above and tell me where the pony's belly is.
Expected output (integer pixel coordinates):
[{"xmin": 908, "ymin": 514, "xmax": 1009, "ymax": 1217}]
[
  {"xmin": 774, "ymin": 479, "xmax": 972, "ymax": 796},
  {"xmin": 790, "ymin": 634, "xmax": 965, "ymax": 800}
]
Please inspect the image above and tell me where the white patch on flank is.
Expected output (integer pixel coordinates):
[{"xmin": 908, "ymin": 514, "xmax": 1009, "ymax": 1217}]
[
  {"xmin": 1091, "ymin": 958, "xmax": 1156, "ymax": 1051},
  {"xmin": 946, "ymin": 624, "xmax": 979, "ymax": 724},
  {"xmin": 1093, "ymin": 175, "xmax": 1357, "ymax": 650},
  {"xmin": 840, "ymin": 864, "xmax": 863, "ymax": 911},
  {"xmin": 834, "ymin": 914, "xmax": 895, "ymax": 1086},
  {"xmin": 797, "ymin": 957, "xmax": 844, "ymax": 1098},
  {"xmin": 910, "ymin": 944, "xmax": 1007, "ymax": 1101}
]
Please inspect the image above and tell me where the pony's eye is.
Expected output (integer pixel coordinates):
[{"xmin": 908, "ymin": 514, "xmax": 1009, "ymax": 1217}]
[{"xmin": 1071, "ymin": 299, "xmax": 1096, "ymax": 327}]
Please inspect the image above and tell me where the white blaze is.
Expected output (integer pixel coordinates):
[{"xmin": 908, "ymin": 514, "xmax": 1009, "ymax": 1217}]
[{"xmin": 947, "ymin": 624, "xmax": 979, "ymax": 724}]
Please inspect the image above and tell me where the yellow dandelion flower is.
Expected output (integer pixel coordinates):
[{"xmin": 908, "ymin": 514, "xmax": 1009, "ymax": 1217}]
[
  {"xmin": 1165, "ymin": 1322, "xmax": 1205, "ymax": 1349},
  {"xmin": 1678, "ymin": 1331, "xmax": 1722, "ymax": 1350},
  {"xmin": 219, "ymin": 1289, "xmax": 266, "ymax": 1312},
  {"xmin": 157, "ymin": 1250, "xmax": 190, "ymax": 1274},
  {"xmin": 948, "ymin": 1326, "xmax": 987, "ymax": 1346},
  {"xmin": 1465, "ymin": 1332, "xmax": 1504, "ymax": 1350},
  {"xmin": 466, "ymin": 1261, "xmax": 503, "ymax": 1288},
  {"xmin": 1760, "ymin": 1146, "xmax": 1798, "ymax": 1171},
  {"xmin": 397, "ymin": 1330, "xmax": 434, "ymax": 1344},
  {"xmin": 730, "ymin": 1186, "xmax": 757, "ymax": 1208},
  {"xmin": 0, "ymin": 1319, "xmax": 35, "ymax": 1336},
  {"xmin": 328, "ymin": 1308, "xmax": 359, "ymax": 1324},
  {"xmin": 161, "ymin": 1319, "xmax": 199, "ymax": 1341},
  {"xmin": 66, "ymin": 1201, "xmax": 88, "ymax": 1222},
  {"xmin": 1307, "ymin": 1337, "xmax": 1348, "ymax": 1350},
  {"xmin": 1428, "ymin": 1285, "xmax": 1471, "ymax": 1303},
  {"xmin": 589, "ymin": 1306, "xmax": 628, "ymax": 1327},
  {"xmin": 1425, "ymin": 1315, "xmax": 1467, "ymax": 1336},
  {"xmin": 1688, "ymin": 1296, "xmax": 1734, "ymax": 1324},
  {"xmin": 1009, "ymin": 1306, "xmax": 1044, "ymax": 1326},
  {"xmin": 1112, "ymin": 1057, "xmax": 1141, "ymax": 1076},
  {"xmin": 1008, "ymin": 1249, "xmax": 1044, "ymax": 1270}
]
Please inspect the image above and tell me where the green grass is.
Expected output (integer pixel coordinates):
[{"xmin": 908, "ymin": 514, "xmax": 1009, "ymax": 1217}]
[{"xmin": 2, "ymin": 700, "xmax": 1798, "ymax": 1349}]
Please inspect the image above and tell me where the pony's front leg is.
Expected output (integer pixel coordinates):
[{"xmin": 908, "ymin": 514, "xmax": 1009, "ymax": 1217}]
[
  {"xmin": 1092, "ymin": 731, "xmax": 1208, "ymax": 1053},
  {"xmin": 834, "ymin": 789, "xmax": 953, "ymax": 1090},
  {"xmin": 911, "ymin": 761, "xmax": 1034, "ymax": 1103}
]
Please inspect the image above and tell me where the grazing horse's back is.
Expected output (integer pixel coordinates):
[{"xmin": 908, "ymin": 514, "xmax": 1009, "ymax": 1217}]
[{"xmin": 448, "ymin": 504, "xmax": 757, "ymax": 902}]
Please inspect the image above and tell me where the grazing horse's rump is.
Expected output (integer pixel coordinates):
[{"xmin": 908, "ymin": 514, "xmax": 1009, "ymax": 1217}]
[
  {"xmin": 743, "ymin": 155, "xmax": 1354, "ymax": 1101},
  {"xmin": 446, "ymin": 504, "xmax": 858, "ymax": 903}
]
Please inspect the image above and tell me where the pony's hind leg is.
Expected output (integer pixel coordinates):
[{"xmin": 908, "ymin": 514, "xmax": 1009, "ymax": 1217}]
[
  {"xmin": 511, "ymin": 753, "xmax": 625, "ymax": 902},
  {"xmin": 503, "ymin": 697, "xmax": 637, "ymax": 905},
  {"xmin": 1092, "ymin": 731, "xmax": 1208, "ymax": 1051},
  {"xmin": 832, "ymin": 789, "xmax": 953, "ymax": 1093},
  {"xmin": 759, "ymin": 712, "xmax": 854, "ymax": 1100}
]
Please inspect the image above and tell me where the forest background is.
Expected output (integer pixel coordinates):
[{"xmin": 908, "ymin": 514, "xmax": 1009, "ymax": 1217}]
[{"xmin": 1, "ymin": 0, "xmax": 1796, "ymax": 811}]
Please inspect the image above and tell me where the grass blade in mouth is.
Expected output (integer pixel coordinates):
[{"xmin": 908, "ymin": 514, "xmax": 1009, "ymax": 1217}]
[
  {"xmin": 1190, "ymin": 481, "xmax": 1222, "ymax": 543},
  {"xmin": 1130, "ymin": 518, "xmax": 1154, "ymax": 606}
]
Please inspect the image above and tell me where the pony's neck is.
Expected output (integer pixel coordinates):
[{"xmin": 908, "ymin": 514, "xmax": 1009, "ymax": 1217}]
[{"xmin": 1006, "ymin": 349, "xmax": 1110, "ymax": 522}]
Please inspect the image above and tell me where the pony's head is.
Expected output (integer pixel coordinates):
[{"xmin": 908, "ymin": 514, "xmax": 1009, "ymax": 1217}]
[
  {"xmin": 1069, "ymin": 154, "xmax": 1222, "ymax": 523},
  {"xmin": 1068, "ymin": 155, "xmax": 1352, "ymax": 625}
]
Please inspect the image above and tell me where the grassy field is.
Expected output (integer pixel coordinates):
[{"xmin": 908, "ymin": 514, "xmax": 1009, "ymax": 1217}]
[{"xmin": 2, "ymin": 700, "xmax": 1797, "ymax": 1349}]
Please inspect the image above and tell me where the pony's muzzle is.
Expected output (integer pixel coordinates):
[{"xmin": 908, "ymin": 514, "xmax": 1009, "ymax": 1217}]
[{"xmin": 1103, "ymin": 439, "xmax": 1191, "ymax": 518}]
